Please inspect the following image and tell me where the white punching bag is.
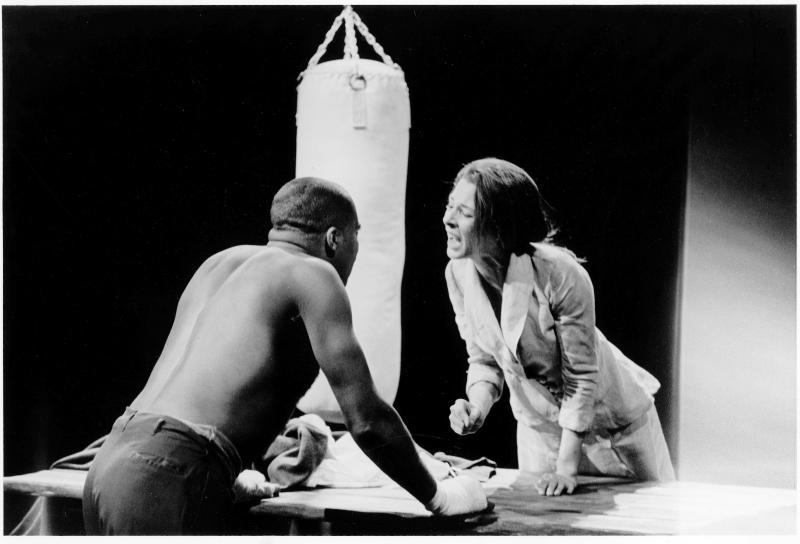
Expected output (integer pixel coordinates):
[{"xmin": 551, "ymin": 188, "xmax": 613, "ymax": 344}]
[{"xmin": 294, "ymin": 7, "xmax": 409, "ymax": 423}]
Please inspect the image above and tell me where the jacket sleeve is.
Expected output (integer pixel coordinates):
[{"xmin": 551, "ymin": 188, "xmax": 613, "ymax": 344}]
[
  {"xmin": 546, "ymin": 254, "xmax": 599, "ymax": 433},
  {"xmin": 444, "ymin": 261, "xmax": 504, "ymax": 401}
]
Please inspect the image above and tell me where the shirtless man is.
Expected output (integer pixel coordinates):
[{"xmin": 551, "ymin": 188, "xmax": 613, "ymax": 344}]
[{"xmin": 82, "ymin": 177, "xmax": 487, "ymax": 534}]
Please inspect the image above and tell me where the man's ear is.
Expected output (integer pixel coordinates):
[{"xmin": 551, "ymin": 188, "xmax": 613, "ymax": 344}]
[{"xmin": 324, "ymin": 226, "xmax": 339, "ymax": 258}]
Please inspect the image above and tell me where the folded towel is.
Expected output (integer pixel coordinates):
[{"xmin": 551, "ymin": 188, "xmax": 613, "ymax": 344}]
[{"xmin": 255, "ymin": 414, "xmax": 332, "ymax": 488}]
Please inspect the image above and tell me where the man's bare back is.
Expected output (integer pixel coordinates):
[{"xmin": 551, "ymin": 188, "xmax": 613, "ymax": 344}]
[
  {"xmin": 83, "ymin": 178, "xmax": 486, "ymax": 535},
  {"xmin": 131, "ymin": 244, "xmax": 329, "ymax": 461}
]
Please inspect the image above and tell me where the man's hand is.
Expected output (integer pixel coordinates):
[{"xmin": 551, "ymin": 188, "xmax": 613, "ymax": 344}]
[
  {"xmin": 449, "ymin": 399, "xmax": 485, "ymax": 435},
  {"xmin": 534, "ymin": 472, "xmax": 577, "ymax": 496},
  {"xmin": 233, "ymin": 469, "xmax": 281, "ymax": 503},
  {"xmin": 425, "ymin": 475, "xmax": 489, "ymax": 516}
]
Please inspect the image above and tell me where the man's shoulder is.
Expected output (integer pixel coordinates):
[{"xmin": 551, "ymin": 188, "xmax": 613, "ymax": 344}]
[
  {"xmin": 202, "ymin": 244, "xmax": 263, "ymax": 268},
  {"xmin": 253, "ymin": 246, "xmax": 331, "ymax": 270},
  {"xmin": 242, "ymin": 247, "xmax": 340, "ymax": 290}
]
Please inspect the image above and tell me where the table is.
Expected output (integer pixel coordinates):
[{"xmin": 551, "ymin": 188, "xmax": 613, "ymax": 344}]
[
  {"xmin": 4, "ymin": 468, "xmax": 796, "ymax": 535},
  {"xmin": 249, "ymin": 468, "xmax": 797, "ymax": 535}
]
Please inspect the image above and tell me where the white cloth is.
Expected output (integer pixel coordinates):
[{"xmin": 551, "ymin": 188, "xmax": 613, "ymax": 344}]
[{"xmin": 305, "ymin": 432, "xmax": 454, "ymax": 488}]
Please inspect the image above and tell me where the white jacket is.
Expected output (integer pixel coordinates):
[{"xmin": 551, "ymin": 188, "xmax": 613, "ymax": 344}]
[{"xmin": 445, "ymin": 243, "xmax": 660, "ymax": 434}]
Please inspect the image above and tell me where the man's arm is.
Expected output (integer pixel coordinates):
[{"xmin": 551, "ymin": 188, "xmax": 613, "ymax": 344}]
[{"xmin": 292, "ymin": 261, "xmax": 438, "ymax": 504}]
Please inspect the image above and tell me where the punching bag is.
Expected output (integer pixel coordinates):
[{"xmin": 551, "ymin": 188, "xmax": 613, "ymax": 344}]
[{"xmin": 294, "ymin": 7, "xmax": 410, "ymax": 423}]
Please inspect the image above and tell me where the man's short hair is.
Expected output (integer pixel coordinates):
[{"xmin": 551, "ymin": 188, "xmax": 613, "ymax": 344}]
[{"xmin": 270, "ymin": 177, "xmax": 358, "ymax": 233}]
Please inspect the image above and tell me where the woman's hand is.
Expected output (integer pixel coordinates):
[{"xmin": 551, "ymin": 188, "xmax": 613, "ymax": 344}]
[
  {"xmin": 449, "ymin": 398, "xmax": 486, "ymax": 435},
  {"xmin": 533, "ymin": 427, "xmax": 583, "ymax": 496},
  {"xmin": 534, "ymin": 472, "xmax": 577, "ymax": 496}
]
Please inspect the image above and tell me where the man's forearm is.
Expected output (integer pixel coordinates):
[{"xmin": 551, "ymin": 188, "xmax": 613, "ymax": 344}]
[{"xmin": 349, "ymin": 401, "xmax": 437, "ymax": 504}]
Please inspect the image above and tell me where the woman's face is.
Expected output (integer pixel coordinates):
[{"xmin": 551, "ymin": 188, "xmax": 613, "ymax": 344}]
[{"xmin": 443, "ymin": 178, "xmax": 491, "ymax": 260}]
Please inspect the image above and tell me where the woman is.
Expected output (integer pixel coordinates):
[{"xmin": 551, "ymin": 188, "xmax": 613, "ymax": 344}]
[{"xmin": 443, "ymin": 158, "xmax": 674, "ymax": 496}]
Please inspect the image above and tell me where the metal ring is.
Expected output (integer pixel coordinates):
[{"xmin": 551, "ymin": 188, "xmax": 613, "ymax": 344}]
[{"xmin": 349, "ymin": 74, "xmax": 367, "ymax": 91}]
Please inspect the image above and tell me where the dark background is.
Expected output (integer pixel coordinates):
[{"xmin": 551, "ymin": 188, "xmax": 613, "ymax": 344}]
[{"xmin": 3, "ymin": 4, "xmax": 794, "ymax": 532}]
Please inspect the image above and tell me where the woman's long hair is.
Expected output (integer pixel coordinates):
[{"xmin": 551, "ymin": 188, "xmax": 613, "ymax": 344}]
[{"xmin": 454, "ymin": 157, "xmax": 561, "ymax": 257}]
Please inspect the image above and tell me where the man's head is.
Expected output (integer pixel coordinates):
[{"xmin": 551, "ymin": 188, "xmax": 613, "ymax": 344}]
[{"xmin": 269, "ymin": 177, "xmax": 360, "ymax": 282}]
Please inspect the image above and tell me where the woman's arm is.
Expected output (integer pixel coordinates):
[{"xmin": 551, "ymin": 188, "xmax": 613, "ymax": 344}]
[
  {"xmin": 539, "ymin": 251, "xmax": 601, "ymax": 495},
  {"xmin": 535, "ymin": 427, "xmax": 583, "ymax": 496},
  {"xmin": 549, "ymin": 254, "xmax": 599, "ymax": 433},
  {"xmin": 450, "ymin": 380, "xmax": 499, "ymax": 435},
  {"xmin": 445, "ymin": 262, "xmax": 503, "ymax": 434},
  {"xmin": 555, "ymin": 428, "xmax": 584, "ymax": 476}
]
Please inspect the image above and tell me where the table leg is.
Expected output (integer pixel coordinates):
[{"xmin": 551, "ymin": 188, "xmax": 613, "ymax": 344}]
[{"xmin": 289, "ymin": 518, "xmax": 331, "ymax": 535}]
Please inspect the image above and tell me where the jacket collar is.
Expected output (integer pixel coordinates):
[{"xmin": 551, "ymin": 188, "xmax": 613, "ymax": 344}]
[
  {"xmin": 462, "ymin": 253, "xmax": 535, "ymax": 359},
  {"xmin": 501, "ymin": 253, "xmax": 535, "ymax": 358}
]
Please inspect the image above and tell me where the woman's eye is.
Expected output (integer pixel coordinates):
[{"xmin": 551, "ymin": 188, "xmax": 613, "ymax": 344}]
[{"xmin": 445, "ymin": 203, "xmax": 472, "ymax": 219}]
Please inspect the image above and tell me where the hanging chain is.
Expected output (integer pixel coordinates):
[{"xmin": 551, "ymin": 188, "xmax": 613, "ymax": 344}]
[
  {"xmin": 343, "ymin": 5, "xmax": 359, "ymax": 61},
  {"xmin": 300, "ymin": 5, "xmax": 400, "ymax": 79},
  {"xmin": 351, "ymin": 10, "xmax": 399, "ymax": 69},
  {"xmin": 301, "ymin": 11, "xmax": 346, "ymax": 78}
]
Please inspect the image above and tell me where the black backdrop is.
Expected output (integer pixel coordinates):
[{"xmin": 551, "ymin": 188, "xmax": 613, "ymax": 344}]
[{"xmin": 3, "ymin": 4, "xmax": 794, "ymax": 530}]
